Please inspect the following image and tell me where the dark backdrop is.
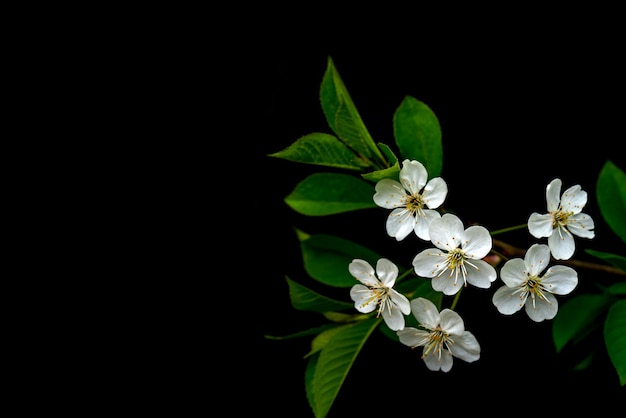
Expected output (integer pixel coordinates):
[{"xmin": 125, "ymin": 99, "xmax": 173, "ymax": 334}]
[{"xmin": 238, "ymin": 40, "xmax": 625, "ymax": 415}]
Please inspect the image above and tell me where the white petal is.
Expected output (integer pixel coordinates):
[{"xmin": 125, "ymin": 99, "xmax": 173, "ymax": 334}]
[
  {"xmin": 350, "ymin": 284, "xmax": 378, "ymax": 313},
  {"xmin": 373, "ymin": 179, "xmax": 406, "ymax": 209},
  {"xmin": 548, "ymin": 227, "xmax": 575, "ymax": 260},
  {"xmin": 348, "ymin": 259, "xmax": 378, "ymax": 287},
  {"xmin": 422, "ymin": 177, "xmax": 448, "ymax": 209},
  {"xmin": 386, "ymin": 208, "xmax": 416, "ymax": 241},
  {"xmin": 568, "ymin": 213, "xmax": 595, "ymax": 239},
  {"xmin": 464, "ymin": 259, "xmax": 497, "ymax": 288},
  {"xmin": 524, "ymin": 243, "xmax": 550, "ymax": 276},
  {"xmin": 389, "ymin": 289, "xmax": 411, "ymax": 315},
  {"xmin": 429, "ymin": 213, "xmax": 464, "ymax": 251},
  {"xmin": 561, "ymin": 184, "xmax": 587, "ymax": 214},
  {"xmin": 546, "ymin": 178, "xmax": 562, "ymax": 212},
  {"xmin": 461, "ymin": 225, "xmax": 492, "ymax": 259},
  {"xmin": 413, "ymin": 209, "xmax": 441, "ymax": 241},
  {"xmin": 542, "ymin": 265, "xmax": 578, "ymax": 295},
  {"xmin": 412, "ymin": 248, "xmax": 445, "ymax": 278},
  {"xmin": 399, "ymin": 159, "xmax": 428, "ymax": 195},
  {"xmin": 439, "ymin": 309, "xmax": 465, "ymax": 335},
  {"xmin": 382, "ymin": 305, "xmax": 406, "ymax": 331},
  {"xmin": 499, "ymin": 258, "xmax": 527, "ymax": 287},
  {"xmin": 376, "ymin": 258, "xmax": 399, "ymax": 287},
  {"xmin": 431, "ymin": 274, "xmax": 463, "ymax": 295},
  {"xmin": 410, "ymin": 297, "xmax": 440, "ymax": 329},
  {"xmin": 492, "ymin": 285, "xmax": 526, "ymax": 315},
  {"xmin": 397, "ymin": 327, "xmax": 429, "ymax": 347},
  {"xmin": 423, "ymin": 348, "xmax": 453, "ymax": 372},
  {"xmin": 525, "ymin": 292, "xmax": 558, "ymax": 322},
  {"xmin": 528, "ymin": 212, "xmax": 554, "ymax": 238},
  {"xmin": 451, "ymin": 331, "xmax": 481, "ymax": 363}
]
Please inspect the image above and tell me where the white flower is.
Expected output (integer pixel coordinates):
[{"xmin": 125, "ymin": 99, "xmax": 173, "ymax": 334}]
[
  {"xmin": 412, "ymin": 213, "xmax": 497, "ymax": 295},
  {"xmin": 397, "ymin": 297, "xmax": 480, "ymax": 372},
  {"xmin": 373, "ymin": 159, "xmax": 448, "ymax": 241},
  {"xmin": 492, "ymin": 243, "xmax": 578, "ymax": 322},
  {"xmin": 349, "ymin": 258, "xmax": 411, "ymax": 331},
  {"xmin": 528, "ymin": 178, "xmax": 595, "ymax": 260}
]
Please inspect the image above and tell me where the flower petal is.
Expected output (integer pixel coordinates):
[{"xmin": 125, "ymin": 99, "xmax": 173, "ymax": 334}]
[
  {"xmin": 464, "ymin": 259, "xmax": 497, "ymax": 288},
  {"xmin": 528, "ymin": 212, "xmax": 554, "ymax": 238},
  {"xmin": 560, "ymin": 184, "xmax": 587, "ymax": 214},
  {"xmin": 499, "ymin": 258, "xmax": 527, "ymax": 287},
  {"xmin": 451, "ymin": 331, "xmax": 481, "ymax": 363},
  {"xmin": 439, "ymin": 309, "xmax": 465, "ymax": 335},
  {"xmin": 546, "ymin": 178, "xmax": 562, "ymax": 212},
  {"xmin": 410, "ymin": 297, "xmax": 440, "ymax": 329},
  {"xmin": 389, "ymin": 288, "xmax": 411, "ymax": 315},
  {"xmin": 525, "ymin": 292, "xmax": 558, "ymax": 322},
  {"xmin": 423, "ymin": 348, "xmax": 453, "ymax": 372},
  {"xmin": 376, "ymin": 258, "xmax": 399, "ymax": 287},
  {"xmin": 492, "ymin": 285, "xmax": 525, "ymax": 315},
  {"xmin": 413, "ymin": 209, "xmax": 441, "ymax": 241},
  {"xmin": 399, "ymin": 159, "xmax": 428, "ymax": 196},
  {"xmin": 397, "ymin": 327, "xmax": 429, "ymax": 347},
  {"xmin": 542, "ymin": 265, "xmax": 578, "ymax": 295},
  {"xmin": 373, "ymin": 179, "xmax": 406, "ymax": 209},
  {"xmin": 524, "ymin": 243, "xmax": 550, "ymax": 276},
  {"xmin": 422, "ymin": 177, "xmax": 448, "ymax": 209},
  {"xmin": 386, "ymin": 208, "xmax": 416, "ymax": 241},
  {"xmin": 412, "ymin": 248, "xmax": 445, "ymax": 278},
  {"xmin": 461, "ymin": 225, "xmax": 492, "ymax": 259},
  {"xmin": 349, "ymin": 259, "xmax": 378, "ymax": 287},
  {"xmin": 568, "ymin": 212, "xmax": 595, "ymax": 239},
  {"xmin": 381, "ymin": 304, "xmax": 406, "ymax": 331},
  {"xmin": 548, "ymin": 227, "xmax": 575, "ymax": 260},
  {"xmin": 429, "ymin": 213, "xmax": 464, "ymax": 251},
  {"xmin": 350, "ymin": 284, "xmax": 378, "ymax": 313}
]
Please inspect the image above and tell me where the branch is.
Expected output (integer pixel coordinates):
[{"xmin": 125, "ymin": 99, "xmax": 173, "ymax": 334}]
[{"xmin": 492, "ymin": 238, "xmax": 626, "ymax": 276}]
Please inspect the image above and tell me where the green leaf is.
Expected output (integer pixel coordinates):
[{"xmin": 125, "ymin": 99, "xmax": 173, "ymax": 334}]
[
  {"xmin": 305, "ymin": 354, "xmax": 319, "ymax": 416},
  {"xmin": 585, "ymin": 249, "xmax": 626, "ymax": 274},
  {"xmin": 393, "ymin": 96, "xmax": 443, "ymax": 177},
  {"xmin": 301, "ymin": 234, "xmax": 381, "ymax": 287},
  {"xmin": 360, "ymin": 142, "xmax": 400, "ymax": 182},
  {"xmin": 264, "ymin": 323, "xmax": 340, "ymax": 341},
  {"xmin": 284, "ymin": 172, "xmax": 376, "ymax": 216},
  {"xmin": 320, "ymin": 56, "xmax": 386, "ymax": 169},
  {"xmin": 608, "ymin": 282, "xmax": 626, "ymax": 296},
  {"xmin": 311, "ymin": 319, "xmax": 380, "ymax": 418},
  {"xmin": 268, "ymin": 132, "xmax": 367, "ymax": 170},
  {"xmin": 604, "ymin": 299, "xmax": 626, "ymax": 385},
  {"xmin": 286, "ymin": 276, "xmax": 354, "ymax": 312},
  {"xmin": 553, "ymin": 293, "xmax": 613, "ymax": 352},
  {"xmin": 597, "ymin": 160, "xmax": 626, "ymax": 244},
  {"xmin": 306, "ymin": 323, "xmax": 353, "ymax": 358}
]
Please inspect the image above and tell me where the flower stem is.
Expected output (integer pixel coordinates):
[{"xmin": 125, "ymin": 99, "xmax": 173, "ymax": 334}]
[
  {"xmin": 449, "ymin": 287, "xmax": 463, "ymax": 310},
  {"xmin": 490, "ymin": 224, "xmax": 527, "ymax": 236}
]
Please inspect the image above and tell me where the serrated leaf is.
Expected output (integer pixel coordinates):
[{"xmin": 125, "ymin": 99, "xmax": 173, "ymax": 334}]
[
  {"xmin": 597, "ymin": 160, "xmax": 626, "ymax": 244},
  {"xmin": 268, "ymin": 132, "xmax": 367, "ymax": 170},
  {"xmin": 305, "ymin": 354, "xmax": 319, "ymax": 416},
  {"xmin": 585, "ymin": 249, "xmax": 626, "ymax": 274},
  {"xmin": 393, "ymin": 95, "xmax": 443, "ymax": 177},
  {"xmin": 320, "ymin": 56, "xmax": 386, "ymax": 169},
  {"xmin": 604, "ymin": 299, "xmax": 626, "ymax": 385},
  {"xmin": 312, "ymin": 319, "xmax": 380, "ymax": 418},
  {"xmin": 553, "ymin": 293, "xmax": 613, "ymax": 352},
  {"xmin": 284, "ymin": 172, "xmax": 376, "ymax": 216},
  {"xmin": 286, "ymin": 276, "xmax": 354, "ymax": 312},
  {"xmin": 306, "ymin": 323, "xmax": 353, "ymax": 358},
  {"xmin": 301, "ymin": 234, "xmax": 381, "ymax": 287}
]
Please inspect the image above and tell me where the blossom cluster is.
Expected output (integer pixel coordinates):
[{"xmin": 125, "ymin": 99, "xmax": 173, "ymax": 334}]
[{"xmin": 349, "ymin": 159, "xmax": 595, "ymax": 372}]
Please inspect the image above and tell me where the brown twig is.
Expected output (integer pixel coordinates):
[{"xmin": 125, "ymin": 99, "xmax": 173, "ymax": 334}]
[{"xmin": 492, "ymin": 238, "xmax": 626, "ymax": 276}]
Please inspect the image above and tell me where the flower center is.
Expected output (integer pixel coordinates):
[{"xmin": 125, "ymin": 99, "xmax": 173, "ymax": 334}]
[
  {"xmin": 519, "ymin": 274, "xmax": 551, "ymax": 308},
  {"xmin": 434, "ymin": 248, "xmax": 479, "ymax": 287},
  {"xmin": 405, "ymin": 193, "xmax": 425, "ymax": 214},
  {"xmin": 421, "ymin": 326, "xmax": 454, "ymax": 360},
  {"xmin": 552, "ymin": 208, "xmax": 573, "ymax": 228}
]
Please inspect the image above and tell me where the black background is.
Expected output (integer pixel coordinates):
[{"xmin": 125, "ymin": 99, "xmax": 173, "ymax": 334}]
[{"xmin": 229, "ymin": 30, "xmax": 626, "ymax": 415}]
